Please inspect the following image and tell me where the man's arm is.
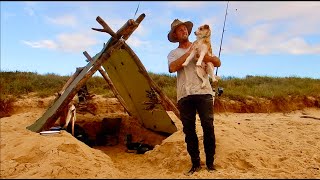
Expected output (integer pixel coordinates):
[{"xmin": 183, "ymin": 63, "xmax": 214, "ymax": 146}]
[
  {"xmin": 202, "ymin": 54, "xmax": 221, "ymax": 67},
  {"xmin": 168, "ymin": 52, "xmax": 191, "ymax": 73}
]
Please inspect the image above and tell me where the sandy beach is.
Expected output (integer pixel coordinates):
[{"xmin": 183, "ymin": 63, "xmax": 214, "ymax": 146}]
[{"xmin": 1, "ymin": 95, "xmax": 319, "ymax": 178}]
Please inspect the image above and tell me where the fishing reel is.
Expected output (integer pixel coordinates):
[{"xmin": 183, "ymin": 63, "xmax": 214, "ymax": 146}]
[{"xmin": 217, "ymin": 87, "xmax": 224, "ymax": 96}]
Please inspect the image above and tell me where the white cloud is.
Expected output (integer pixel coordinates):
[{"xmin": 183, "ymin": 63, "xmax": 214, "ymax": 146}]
[
  {"xmin": 23, "ymin": 1, "xmax": 39, "ymax": 16},
  {"xmin": 230, "ymin": 1, "xmax": 320, "ymax": 36},
  {"xmin": 277, "ymin": 37, "xmax": 320, "ymax": 55},
  {"xmin": 126, "ymin": 36, "xmax": 150, "ymax": 48},
  {"xmin": 22, "ymin": 40, "xmax": 58, "ymax": 49},
  {"xmin": 45, "ymin": 15, "xmax": 78, "ymax": 27},
  {"xmin": 57, "ymin": 32, "xmax": 98, "ymax": 52},
  {"xmin": 22, "ymin": 32, "xmax": 99, "ymax": 53},
  {"xmin": 232, "ymin": 2, "xmax": 319, "ymax": 24},
  {"xmin": 221, "ymin": 1, "xmax": 320, "ymax": 55},
  {"xmin": 133, "ymin": 24, "xmax": 149, "ymax": 37},
  {"xmin": 224, "ymin": 23, "xmax": 320, "ymax": 55},
  {"xmin": 102, "ymin": 18, "xmax": 127, "ymax": 31},
  {"xmin": 167, "ymin": 1, "xmax": 218, "ymax": 9},
  {"xmin": 200, "ymin": 18, "xmax": 219, "ymax": 28}
]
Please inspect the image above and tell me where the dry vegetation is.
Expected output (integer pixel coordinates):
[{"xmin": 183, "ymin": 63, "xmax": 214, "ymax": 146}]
[{"xmin": 1, "ymin": 71, "xmax": 319, "ymax": 118}]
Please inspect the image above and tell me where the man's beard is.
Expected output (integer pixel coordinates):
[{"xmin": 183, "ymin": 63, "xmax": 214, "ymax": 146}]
[{"xmin": 180, "ymin": 34, "xmax": 189, "ymax": 42}]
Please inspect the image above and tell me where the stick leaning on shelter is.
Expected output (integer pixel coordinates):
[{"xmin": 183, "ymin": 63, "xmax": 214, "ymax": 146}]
[{"xmin": 83, "ymin": 51, "xmax": 132, "ymax": 116}]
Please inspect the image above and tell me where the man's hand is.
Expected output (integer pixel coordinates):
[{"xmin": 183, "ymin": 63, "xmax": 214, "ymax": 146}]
[
  {"xmin": 195, "ymin": 52, "xmax": 221, "ymax": 67},
  {"xmin": 202, "ymin": 54, "xmax": 221, "ymax": 67},
  {"xmin": 187, "ymin": 43, "xmax": 195, "ymax": 54}
]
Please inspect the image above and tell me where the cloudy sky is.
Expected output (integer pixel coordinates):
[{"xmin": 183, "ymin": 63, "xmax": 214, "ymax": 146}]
[{"xmin": 1, "ymin": 1, "xmax": 319, "ymax": 78}]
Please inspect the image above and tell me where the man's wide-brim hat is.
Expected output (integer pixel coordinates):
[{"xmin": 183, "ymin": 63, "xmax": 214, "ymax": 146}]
[{"xmin": 167, "ymin": 19, "xmax": 193, "ymax": 43}]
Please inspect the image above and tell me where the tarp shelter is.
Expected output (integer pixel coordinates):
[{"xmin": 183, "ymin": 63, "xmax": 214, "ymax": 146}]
[{"xmin": 27, "ymin": 14, "xmax": 179, "ymax": 135}]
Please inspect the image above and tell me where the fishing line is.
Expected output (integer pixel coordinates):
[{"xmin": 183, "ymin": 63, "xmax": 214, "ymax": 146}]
[{"xmin": 133, "ymin": 2, "xmax": 140, "ymax": 19}]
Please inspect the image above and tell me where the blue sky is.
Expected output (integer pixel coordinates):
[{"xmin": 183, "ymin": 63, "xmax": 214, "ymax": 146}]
[{"xmin": 1, "ymin": 1, "xmax": 320, "ymax": 79}]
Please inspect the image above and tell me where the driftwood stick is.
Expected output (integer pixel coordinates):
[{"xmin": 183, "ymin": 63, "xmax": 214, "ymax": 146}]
[
  {"xmin": 135, "ymin": 13, "xmax": 146, "ymax": 24},
  {"xmin": 93, "ymin": 16, "xmax": 117, "ymax": 38},
  {"xmin": 122, "ymin": 14, "xmax": 146, "ymax": 40},
  {"xmin": 122, "ymin": 42, "xmax": 180, "ymax": 118},
  {"xmin": 114, "ymin": 19, "xmax": 135, "ymax": 40},
  {"xmin": 91, "ymin": 28, "xmax": 111, "ymax": 33},
  {"xmin": 93, "ymin": 13, "xmax": 145, "ymax": 43},
  {"xmin": 102, "ymin": 13, "xmax": 145, "ymax": 52},
  {"xmin": 58, "ymin": 67, "xmax": 83, "ymax": 95},
  {"xmin": 83, "ymin": 51, "xmax": 132, "ymax": 116}
]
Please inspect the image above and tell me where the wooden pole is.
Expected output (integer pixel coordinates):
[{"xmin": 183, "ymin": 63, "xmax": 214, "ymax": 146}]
[
  {"xmin": 121, "ymin": 14, "xmax": 145, "ymax": 40},
  {"xmin": 92, "ymin": 16, "xmax": 117, "ymax": 39},
  {"xmin": 83, "ymin": 51, "xmax": 132, "ymax": 116},
  {"xmin": 58, "ymin": 67, "xmax": 83, "ymax": 96},
  {"xmin": 92, "ymin": 13, "xmax": 145, "ymax": 49}
]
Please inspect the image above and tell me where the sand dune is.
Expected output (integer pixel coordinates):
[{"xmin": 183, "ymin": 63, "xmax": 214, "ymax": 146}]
[{"xmin": 1, "ymin": 96, "xmax": 319, "ymax": 178}]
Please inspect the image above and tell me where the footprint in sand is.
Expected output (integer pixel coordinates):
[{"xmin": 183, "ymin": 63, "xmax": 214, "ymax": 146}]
[
  {"xmin": 278, "ymin": 157, "xmax": 288, "ymax": 162},
  {"xmin": 57, "ymin": 143, "xmax": 81, "ymax": 154},
  {"xmin": 306, "ymin": 140, "xmax": 317, "ymax": 146},
  {"xmin": 234, "ymin": 159, "xmax": 255, "ymax": 171},
  {"xmin": 14, "ymin": 146, "xmax": 45, "ymax": 164},
  {"xmin": 227, "ymin": 151, "xmax": 255, "ymax": 171}
]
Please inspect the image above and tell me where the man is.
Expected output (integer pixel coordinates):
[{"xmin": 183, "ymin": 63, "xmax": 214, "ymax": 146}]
[{"xmin": 167, "ymin": 19, "xmax": 221, "ymax": 175}]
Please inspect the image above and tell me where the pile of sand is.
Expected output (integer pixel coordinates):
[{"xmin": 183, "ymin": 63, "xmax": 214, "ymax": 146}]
[{"xmin": 0, "ymin": 110, "xmax": 125, "ymax": 178}]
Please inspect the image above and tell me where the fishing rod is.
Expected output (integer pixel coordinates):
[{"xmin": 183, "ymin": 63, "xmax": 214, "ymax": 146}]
[
  {"xmin": 216, "ymin": 1, "xmax": 229, "ymax": 76},
  {"xmin": 215, "ymin": 1, "xmax": 229, "ymax": 96}
]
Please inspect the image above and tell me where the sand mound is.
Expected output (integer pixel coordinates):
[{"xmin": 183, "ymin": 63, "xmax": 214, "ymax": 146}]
[{"xmin": 0, "ymin": 111, "xmax": 124, "ymax": 178}]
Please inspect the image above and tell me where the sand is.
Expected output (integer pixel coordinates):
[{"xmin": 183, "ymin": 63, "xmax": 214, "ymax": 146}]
[{"xmin": 1, "ymin": 95, "xmax": 319, "ymax": 178}]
